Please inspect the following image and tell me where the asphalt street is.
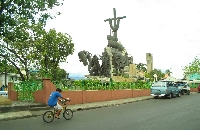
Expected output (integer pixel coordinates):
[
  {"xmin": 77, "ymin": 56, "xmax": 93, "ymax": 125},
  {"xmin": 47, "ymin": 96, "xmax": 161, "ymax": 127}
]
[{"xmin": 1, "ymin": 93, "xmax": 199, "ymax": 130}]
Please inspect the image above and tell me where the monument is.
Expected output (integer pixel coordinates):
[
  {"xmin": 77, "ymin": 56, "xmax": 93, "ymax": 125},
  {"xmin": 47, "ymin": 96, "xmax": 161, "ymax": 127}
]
[
  {"xmin": 146, "ymin": 53, "xmax": 153, "ymax": 73},
  {"xmin": 78, "ymin": 8, "xmax": 153, "ymax": 81},
  {"xmin": 78, "ymin": 8, "xmax": 133, "ymax": 78}
]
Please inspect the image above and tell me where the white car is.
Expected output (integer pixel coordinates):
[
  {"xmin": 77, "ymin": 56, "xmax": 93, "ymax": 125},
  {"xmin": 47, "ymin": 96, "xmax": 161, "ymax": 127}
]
[
  {"xmin": 175, "ymin": 81, "xmax": 190, "ymax": 95},
  {"xmin": 0, "ymin": 91, "xmax": 8, "ymax": 98}
]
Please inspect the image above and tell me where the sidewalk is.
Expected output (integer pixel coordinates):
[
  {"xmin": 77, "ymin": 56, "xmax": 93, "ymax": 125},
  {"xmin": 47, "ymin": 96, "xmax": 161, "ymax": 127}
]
[{"xmin": 0, "ymin": 96, "xmax": 153, "ymax": 121}]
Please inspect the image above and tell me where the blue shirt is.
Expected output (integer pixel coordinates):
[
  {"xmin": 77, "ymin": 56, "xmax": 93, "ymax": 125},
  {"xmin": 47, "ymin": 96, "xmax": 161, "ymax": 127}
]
[{"xmin": 48, "ymin": 91, "xmax": 62, "ymax": 107}]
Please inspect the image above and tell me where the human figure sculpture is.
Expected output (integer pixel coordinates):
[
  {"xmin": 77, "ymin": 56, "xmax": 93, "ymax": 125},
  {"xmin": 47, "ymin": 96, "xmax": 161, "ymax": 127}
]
[
  {"xmin": 89, "ymin": 55, "xmax": 101, "ymax": 76},
  {"xmin": 153, "ymin": 74, "xmax": 158, "ymax": 82}
]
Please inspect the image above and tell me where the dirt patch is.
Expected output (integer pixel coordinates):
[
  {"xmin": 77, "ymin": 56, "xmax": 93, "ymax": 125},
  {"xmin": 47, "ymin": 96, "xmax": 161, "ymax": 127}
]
[{"xmin": 0, "ymin": 95, "xmax": 12, "ymax": 105}]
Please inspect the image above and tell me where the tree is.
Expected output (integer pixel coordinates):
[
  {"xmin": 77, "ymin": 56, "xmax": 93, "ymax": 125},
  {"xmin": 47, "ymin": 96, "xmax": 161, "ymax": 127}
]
[
  {"xmin": 56, "ymin": 68, "xmax": 68, "ymax": 80},
  {"xmin": 29, "ymin": 67, "xmax": 68, "ymax": 81},
  {"xmin": 0, "ymin": 18, "xmax": 74, "ymax": 81},
  {"xmin": 165, "ymin": 69, "xmax": 172, "ymax": 76},
  {"xmin": 0, "ymin": 0, "xmax": 64, "ymax": 80},
  {"xmin": 33, "ymin": 28, "xmax": 74, "ymax": 80},
  {"xmin": 147, "ymin": 69, "xmax": 165, "ymax": 81},
  {"xmin": 0, "ymin": 18, "xmax": 41, "ymax": 80},
  {"xmin": 0, "ymin": 61, "xmax": 18, "ymax": 74},
  {"xmin": 183, "ymin": 56, "xmax": 200, "ymax": 75},
  {"xmin": 135, "ymin": 63, "xmax": 147, "ymax": 72},
  {"xmin": 0, "ymin": 0, "xmax": 63, "ymax": 36}
]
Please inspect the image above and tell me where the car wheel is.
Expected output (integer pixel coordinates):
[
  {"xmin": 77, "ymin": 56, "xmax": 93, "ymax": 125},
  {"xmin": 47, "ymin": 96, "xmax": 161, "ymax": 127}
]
[
  {"xmin": 154, "ymin": 96, "xmax": 158, "ymax": 99},
  {"xmin": 168, "ymin": 93, "xmax": 172, "ymax": 99},
  {"xmin": 187, "ymin": 90, "xmax": 190, "ymax": 95},
  {"xmin": 177, "ymin": 92, "xmax": 181, "ymax": 97}
]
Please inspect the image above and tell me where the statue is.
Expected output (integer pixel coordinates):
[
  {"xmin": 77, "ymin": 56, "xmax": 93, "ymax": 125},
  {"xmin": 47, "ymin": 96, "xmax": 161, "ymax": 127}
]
[
  {"xmin": 153, "ymin": 74, "xmax": 158, "ymax": 82},
  {"xmin": 78, "ymin": 51, "xmax": 101, "ymax": 76},
  {"xmin": 89, "ymin": 55, "xmax": 101, "ymax": 76},
  {"xmin": 78, "ymin": 8, "xmax": 133, "ymax": 78}
]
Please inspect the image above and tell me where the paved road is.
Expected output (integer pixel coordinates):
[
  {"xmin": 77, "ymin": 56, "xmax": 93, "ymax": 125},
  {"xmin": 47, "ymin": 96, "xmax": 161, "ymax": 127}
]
[{"xmin": 1, "ymin": 93, "xmax": 200, "ymax": 130}]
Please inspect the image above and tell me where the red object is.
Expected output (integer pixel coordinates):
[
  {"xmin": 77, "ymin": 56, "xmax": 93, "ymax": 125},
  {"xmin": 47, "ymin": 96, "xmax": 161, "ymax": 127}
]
[{"xmin": 198, "ymin": 84, "xmax": 200, "ymax": 92}]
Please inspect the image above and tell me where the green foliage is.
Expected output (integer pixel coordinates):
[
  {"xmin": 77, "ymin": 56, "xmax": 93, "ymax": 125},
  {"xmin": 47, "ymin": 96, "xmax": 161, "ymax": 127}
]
[
  {"xmin": 145, "ymin": 69, "xmax": 165, "ymax": 81},
  {"xmin": 56, "ymin": 68, "xmax": 68, "ymax": 80},
  {"xmin": 0, "ymin": 18, "xmax": 74, "ymax": 81},
  {"xmin": 13, "ymin": 80, "xmax": 43, "ymax": 101},
  {"xmin": 34, "ymin": 28, "xmax": 74, "ymax": 79},
  {"xmin": 135, "ymin": 63, "xmax": 147, "ymax": 72},
  {"xmin": 0, "ymin": 59, "xmax": 18, "ymax": 73},
  {"xmin": 0, "ymin": 0, "xmax": 66, "ymax": 81},
  {"xmin": 165, "ymin": 69, "xmax": 172, "ymax": 76},
  {"xmin": 188, "ymin": 82, "xmax": 199, "ymax": 88},
  {"xmin": 0, "ymin": 0, "xmax": 64, "ymax": 35},
  {"xmin": 0, "ymin": 18, "xmax": 37, "ymax": 80},
  {"xmin": 183, "ymin": 56, "xmax": 200, "ymax": 75},
  {"xmin": 53, "ymin": 79, "xmax": 152, "ymax": 91}
]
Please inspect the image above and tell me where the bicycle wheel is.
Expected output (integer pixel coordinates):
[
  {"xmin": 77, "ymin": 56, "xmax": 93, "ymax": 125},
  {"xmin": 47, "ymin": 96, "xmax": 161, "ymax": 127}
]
[
  {"xmin": 43, "ymin": 111, "xmax": 54, "ymax": 123},
  {"xmin": 63, "ymin": 109, "xmax": 73, "ymax": 120}
]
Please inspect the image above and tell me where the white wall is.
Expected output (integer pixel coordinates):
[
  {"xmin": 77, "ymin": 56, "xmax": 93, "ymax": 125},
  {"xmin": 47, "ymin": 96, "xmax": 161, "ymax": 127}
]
[
  {"xmin": 0, "ymin": 74, "xmax": 20, "ymax": 86},
  {"xmin": 0, "ymin": 75, "xmax": 8, "ymax": 86}
]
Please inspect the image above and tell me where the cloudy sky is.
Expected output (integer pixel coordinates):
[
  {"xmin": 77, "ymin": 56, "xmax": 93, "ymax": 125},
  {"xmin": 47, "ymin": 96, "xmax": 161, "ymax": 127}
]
[{"xmin": 45, "ymin": 0, "xmax": 200, "ymax": 79}]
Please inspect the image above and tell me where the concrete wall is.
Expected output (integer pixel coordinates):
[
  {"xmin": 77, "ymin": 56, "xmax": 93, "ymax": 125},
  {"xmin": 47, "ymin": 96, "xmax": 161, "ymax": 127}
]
[
  {"xmin": 33, "ymin": 79, "xmax": 150, "ymax": 105},
  {"xmin": 8, "ymin": 82, "xmax": 18, "ymax": 101},
  {"xmin": 8, "ymin": 79, "xmax": 199, "ymax": 105}
]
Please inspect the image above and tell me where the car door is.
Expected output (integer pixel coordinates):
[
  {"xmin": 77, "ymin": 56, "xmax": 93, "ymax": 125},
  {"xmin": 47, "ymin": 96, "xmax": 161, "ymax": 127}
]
[{"xmin": 167, "ymin": 82, "xmax": 178, "ymax": 95}]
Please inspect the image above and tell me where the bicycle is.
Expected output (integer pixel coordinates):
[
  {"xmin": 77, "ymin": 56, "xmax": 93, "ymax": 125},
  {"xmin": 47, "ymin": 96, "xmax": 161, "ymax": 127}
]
[{"xmin": 42, "ymin": 98, "xmax": 73, "ymax": 123}]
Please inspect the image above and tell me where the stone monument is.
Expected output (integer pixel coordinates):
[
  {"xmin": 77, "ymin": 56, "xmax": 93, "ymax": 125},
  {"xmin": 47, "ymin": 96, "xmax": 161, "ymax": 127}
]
[
  {"xmin": 78, "ymin": 8, "xmax": 153, "ymax": 81},
  {"xmin": 78, "ymin": 8, "xmax": 133, "ymax": 78},
  {"xmin": 146, "ymin": 53, "xmax": 153, "ymax": 73}
]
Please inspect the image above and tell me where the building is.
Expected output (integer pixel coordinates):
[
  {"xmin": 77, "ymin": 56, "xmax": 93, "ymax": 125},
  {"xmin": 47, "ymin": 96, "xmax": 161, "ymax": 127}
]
[
  {"xmin": 185, "ymin": 73, "xmax": 200, "ymax": 80},
  {"xmin": 0, "ymin": 73, "xmax": 21, "ymax": 87}
]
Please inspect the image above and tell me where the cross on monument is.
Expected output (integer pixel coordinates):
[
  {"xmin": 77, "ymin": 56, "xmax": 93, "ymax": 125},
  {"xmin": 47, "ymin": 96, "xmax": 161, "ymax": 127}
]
[{"xmin": 104, "ymin": 8, "xmax": 126, "ymax": 38}]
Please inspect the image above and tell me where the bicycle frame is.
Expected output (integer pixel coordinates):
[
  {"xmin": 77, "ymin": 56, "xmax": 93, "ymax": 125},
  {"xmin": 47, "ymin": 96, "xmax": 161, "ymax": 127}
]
[{"xmin": 53, "ymin": 99, "xmax": 70, "ymax": 114}]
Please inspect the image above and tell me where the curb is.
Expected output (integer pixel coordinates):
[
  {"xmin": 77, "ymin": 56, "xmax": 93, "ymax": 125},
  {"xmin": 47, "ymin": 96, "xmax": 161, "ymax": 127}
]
[
  {"xmin": 0, "ymin": 104, "xmax": 48, "ymax": 113},
  {"xmin": 0, "ymin": 115, "xmax": 38, "ymax": 122},
  {"xmin": 75, "ymin": 97, "xmax": 153, "ymax": 111}
]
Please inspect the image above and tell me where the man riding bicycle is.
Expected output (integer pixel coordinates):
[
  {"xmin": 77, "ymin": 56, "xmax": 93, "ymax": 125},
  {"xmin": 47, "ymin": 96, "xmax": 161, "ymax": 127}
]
[{"xmin": 48, "ymin": 88, "xmax": 68, "ymax": 119}]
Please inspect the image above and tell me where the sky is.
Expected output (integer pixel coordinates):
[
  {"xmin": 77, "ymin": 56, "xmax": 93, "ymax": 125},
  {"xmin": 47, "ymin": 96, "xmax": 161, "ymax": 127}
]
[{"xmin": 45, "ymin": 0, "xmax": 200, "ymax": 79}]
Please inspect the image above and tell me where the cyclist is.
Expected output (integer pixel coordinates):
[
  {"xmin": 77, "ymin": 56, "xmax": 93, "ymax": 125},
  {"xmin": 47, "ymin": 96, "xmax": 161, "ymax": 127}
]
[{"xmin": 48, "ymin": 88, "xmax": 68, "ymax": 119}]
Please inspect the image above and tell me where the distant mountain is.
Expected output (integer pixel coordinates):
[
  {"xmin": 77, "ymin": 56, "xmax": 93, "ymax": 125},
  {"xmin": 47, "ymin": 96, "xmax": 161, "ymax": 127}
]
[
  {"xmin": 69, "ymin": 77, "xmax": 85, "ymax": 80},
  {"xmin": 69, "ymin": 76, "xmax": 85, "ymax": 80},
  {"xmin": 68, "ymin": 73, "xmax": 86, "ymax": 80}
]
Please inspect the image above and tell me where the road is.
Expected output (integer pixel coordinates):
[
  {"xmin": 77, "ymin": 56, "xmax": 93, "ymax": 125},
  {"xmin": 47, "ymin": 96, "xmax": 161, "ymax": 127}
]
[{"xmin": 1, "ymin": 93, "xmax": 200, "ymax": 130}]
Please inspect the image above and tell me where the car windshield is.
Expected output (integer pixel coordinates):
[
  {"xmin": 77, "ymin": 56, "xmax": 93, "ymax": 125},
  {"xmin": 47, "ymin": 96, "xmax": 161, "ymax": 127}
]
[
  {"xmin": 152, "ymin": 82, "xmax": 166, "ymax": 87},
  {"xmin": 175, "ymin": 82, "xmax": 186, "ymax": 86}
]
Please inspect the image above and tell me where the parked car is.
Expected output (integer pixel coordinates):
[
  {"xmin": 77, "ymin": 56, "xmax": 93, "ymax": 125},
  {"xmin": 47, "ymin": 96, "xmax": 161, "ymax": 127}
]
[
  {"xmin": 151, "ymin": 81, "xmax": 181, "ymax": 99},
  {"xmin": 175, "ymin": 81, "xmax": 190, "ymax": 95},
  {"xmin": 0, "ymin": 91, "xmax": 8, "ymax": 98},
  {"xmin": 198, "ymin": 84, "xmax": 200, "ymax": 93}
]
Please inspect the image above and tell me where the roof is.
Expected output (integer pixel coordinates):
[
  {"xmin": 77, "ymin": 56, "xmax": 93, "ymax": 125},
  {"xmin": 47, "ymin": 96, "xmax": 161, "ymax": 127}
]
[{"xmin": 162, "ymin": 76, "xmax": 178, "ymax": 82}]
